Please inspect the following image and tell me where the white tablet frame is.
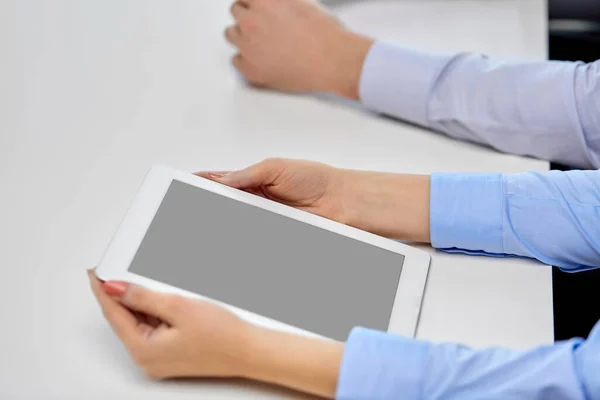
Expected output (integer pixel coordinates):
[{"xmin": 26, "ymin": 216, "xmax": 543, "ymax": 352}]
[{"xmin": 96, "ymin": 165, "xmax": 431, "ymax": 339}]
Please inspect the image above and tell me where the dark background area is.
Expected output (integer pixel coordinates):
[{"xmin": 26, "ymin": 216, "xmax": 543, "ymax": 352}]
[{"xmin": 548, "ymin": 1, "xmax": 600, "ymax": 341}]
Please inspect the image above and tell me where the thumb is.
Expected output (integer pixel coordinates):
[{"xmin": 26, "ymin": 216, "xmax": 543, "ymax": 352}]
[
  {"xmin": 103, "ymin": 281, "xmax": 184, "ymax": 325},
  {"xmin": 216, "ymin": 158, "xmax": 284, "ymax": 189}
]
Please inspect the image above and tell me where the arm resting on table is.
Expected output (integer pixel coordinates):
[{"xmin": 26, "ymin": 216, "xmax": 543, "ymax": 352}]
[
  {"xmin": 360, "ymin": 42, "xmax": 600, "ymax": 169},
  {"xmin": 430, "ymin": 169, "xmax": 600, "ymax": 271},
  {"xmin": 336, "ymin": 323, "xmax": 600, "ymax": 400}
]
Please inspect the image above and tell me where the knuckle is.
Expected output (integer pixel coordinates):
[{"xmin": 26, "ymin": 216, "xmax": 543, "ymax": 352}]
[
  {"xmin": 264, "ymin": 157, "xmax": 284, "ymax": 168},
  {"xmin": 226, "ymin": 26, "xmax": 237, "ymax": 39},
  {"xmin": 238, "ymin": 18, "xmax": 257, "ymax": 34},
  {"xmin": 231, "ymin": 55, "xmax": 242, "ymax": 68}
]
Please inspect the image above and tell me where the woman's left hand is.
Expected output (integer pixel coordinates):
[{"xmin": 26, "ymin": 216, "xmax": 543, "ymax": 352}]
[{"xmin": 88, "ymin": 270, "xmax": 253, "ymax": 379}]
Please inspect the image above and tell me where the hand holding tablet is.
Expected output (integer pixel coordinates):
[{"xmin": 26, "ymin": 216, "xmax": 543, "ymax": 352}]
[
  {"xmin": 91, "ymin": 158, "xmax": 432, "ymax": 396},
  {"xmin": 88, "ymin": 270, "xmax": 253, "ymax": 379},
  {"xmin": 95, "ymin": 159, "xmax": 430, "ymax": 341},
  {"xmin": 89, "ymin": 269, "xmax": 345, "ymax": 397}
]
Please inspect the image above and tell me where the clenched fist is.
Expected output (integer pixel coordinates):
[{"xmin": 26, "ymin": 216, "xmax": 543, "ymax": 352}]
[{"xmin": 225, "ymin": 0, "xmax": 373, "ymax": 99}]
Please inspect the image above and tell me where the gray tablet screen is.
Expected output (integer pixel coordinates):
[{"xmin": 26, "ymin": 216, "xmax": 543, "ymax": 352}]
[{"xmin": 129, "ymin": 180, "xmax": 404, "ymax": 340}]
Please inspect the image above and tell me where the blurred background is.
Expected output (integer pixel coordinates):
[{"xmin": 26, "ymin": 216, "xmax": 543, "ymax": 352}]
[{"xmin": 550, "ymin": 0, "xmax": 600, "ymax": 63}]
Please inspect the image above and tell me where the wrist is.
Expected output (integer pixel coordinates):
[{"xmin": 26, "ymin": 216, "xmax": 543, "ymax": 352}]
[
  {"xmin": 240, "ymin": 326, "xmax": 344, "ymax": 398},
  {"xmin": 233, "ymin": 323, "xmax": 261, "ymax": 379},
  {"xmin": 325, "ymin": 30, "xmax": 374, "ymax": 100},
  {"xmin": 237, "ymin": 325, "xmax": 268, "ymax": 380},
  {"xmin": 339, "ymin": 171, "xmax": 431, "ymax": 242}
]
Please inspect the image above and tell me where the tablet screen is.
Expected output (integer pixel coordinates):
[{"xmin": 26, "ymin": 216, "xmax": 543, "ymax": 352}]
[{"xmin": 129, "ymin": 180, "xmax": 404, "ymax": 340}]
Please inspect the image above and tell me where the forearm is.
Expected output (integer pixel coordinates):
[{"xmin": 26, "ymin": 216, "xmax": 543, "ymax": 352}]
[
  {"xmin": 336, "ymin": 168, "xmax": 599, "ymax": 269},
  {"xmin": 354, "ymin": 42, "xmax": 600, "ymax": 169},
  {"xmin": 339, "ymin": 170, "xmax": 431, "ymax": 242},
  {"xmin": 239, "ymin": 322, "xmax": 599, "ymax": 400},
  {"xmin": 242, "ymin": 327, "xmax": 344, "ymax": 398}
]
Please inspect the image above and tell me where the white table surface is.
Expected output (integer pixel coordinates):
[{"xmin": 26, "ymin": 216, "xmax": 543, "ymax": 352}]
[{"xmin": 0, "ymin": 1, "xmax": 551, "ymax": 398}]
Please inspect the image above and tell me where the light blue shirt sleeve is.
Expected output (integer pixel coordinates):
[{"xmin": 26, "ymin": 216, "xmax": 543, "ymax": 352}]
[
  {"xmin": 359, "ymin": 42, "xmax": 600, "ymax": 169},
  {"xmin": 336, "ymin": 322, "xmax": 600, "ymax": 400},
  {"xmin": 430, "ymin": 170, "xmax": 600, "ymax": 271}
]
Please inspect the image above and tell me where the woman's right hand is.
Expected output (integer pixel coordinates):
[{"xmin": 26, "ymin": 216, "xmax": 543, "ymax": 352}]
[{"xmin": 196, "ymin": 158, "xmax": 431, "ymax": 243}]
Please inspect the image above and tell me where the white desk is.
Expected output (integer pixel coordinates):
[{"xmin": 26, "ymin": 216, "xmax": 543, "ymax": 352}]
[{"xmin": 0, "ymin": 1, "xmax": 551, "ymax": 398}]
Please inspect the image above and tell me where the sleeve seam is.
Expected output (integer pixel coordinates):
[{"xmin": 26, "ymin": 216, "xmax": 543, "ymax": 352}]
[{"xmin": 566, "ymin": 62, "xmax": 596, "ymax": 169}]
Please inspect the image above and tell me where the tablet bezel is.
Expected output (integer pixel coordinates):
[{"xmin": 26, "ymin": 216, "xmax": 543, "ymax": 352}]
[{"xmin": 95, "ymin": 165, "xmax": 431, "ymax": 339}]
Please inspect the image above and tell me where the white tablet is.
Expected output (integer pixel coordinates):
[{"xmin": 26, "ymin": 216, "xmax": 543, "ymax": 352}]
[{"xmin": 96, "ymin": 165, "xmax": 431, "ymax": 341}]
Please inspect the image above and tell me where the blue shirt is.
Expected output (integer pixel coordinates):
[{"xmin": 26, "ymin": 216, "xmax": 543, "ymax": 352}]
[{"xmin": 336, "ymin": 42, "xmax": 600, "ymax": 399}]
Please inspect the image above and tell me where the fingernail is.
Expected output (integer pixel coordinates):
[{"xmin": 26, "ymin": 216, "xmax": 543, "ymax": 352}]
[
  {"xmin": 208, "ymin": 172, "xmax": 225, "ymax": 179},
  {"xmin": 102, "ymin": 281, "xmax": 129, "ymax": 297}
]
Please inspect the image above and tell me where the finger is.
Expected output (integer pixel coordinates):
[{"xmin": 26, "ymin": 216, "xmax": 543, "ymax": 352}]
[
  {"xmin": 88, "ymin": 270, "xmax": 140, "ymax": 347},
  {"xmin": 193, "ymin": 171, "xmax": 232, "ymax": 180},
  {"xmin": 231, "ymin": 53, "xmax": 262, "ymax": 84},
  {"xmin": 224, "ymin": 25, "xmax": 243, "ymax": 47},
  {"xmin": 230, "ymin": 2, "xmax": 249, "ymax": 22},
  {"xmin": 231, "ymin": 53, "xmax": 245, "ymax": 73},
  {"xmin": 196, "ymin": 172, "xmax": 267, "ymax": 197},
  {"xmin": 216, "ymin": 158, "xmax": 286, "ymax": 189},
  {"xmin": 235, "ymin": 0, "xmax": 253, "ymax": 8},
  {"xmin": 114, "ymin": 283, "xmax": 183, "ymax": 325}
]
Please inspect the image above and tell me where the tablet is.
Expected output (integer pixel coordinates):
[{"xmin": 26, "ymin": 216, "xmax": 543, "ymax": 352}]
[{"xmin": 95, "ymin": 165, "xmax": 431, "ymax": 341}]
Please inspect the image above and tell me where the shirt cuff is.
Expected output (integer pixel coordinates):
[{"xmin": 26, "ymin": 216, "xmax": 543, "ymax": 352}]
[
  {"xmin": 359, "ymin": 41, "xmax": 454, "ymax": 128},
  {"xmin": 336, "ymin": 327, "xmax": 430, "ymax": 400},
  {"xmin": 430, "ymin": 173, "xmax": 505, "ymax": 254}
]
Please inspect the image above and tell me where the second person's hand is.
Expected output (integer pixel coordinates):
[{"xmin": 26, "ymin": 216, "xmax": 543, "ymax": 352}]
[
  {"xmin": 224, "ymin": 0, "xmax": 373, "ymax": 99},
  {"xmin": 196, "ymin": 158, "xmax": 431, "ymax": 242}
]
